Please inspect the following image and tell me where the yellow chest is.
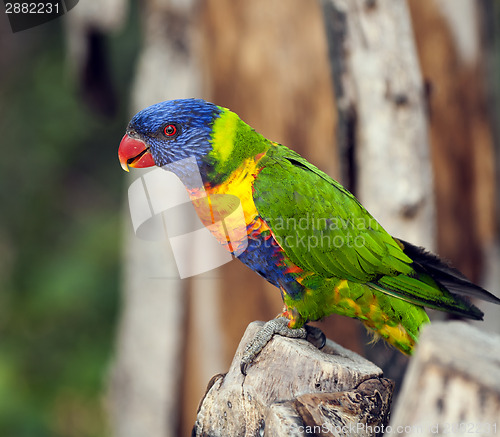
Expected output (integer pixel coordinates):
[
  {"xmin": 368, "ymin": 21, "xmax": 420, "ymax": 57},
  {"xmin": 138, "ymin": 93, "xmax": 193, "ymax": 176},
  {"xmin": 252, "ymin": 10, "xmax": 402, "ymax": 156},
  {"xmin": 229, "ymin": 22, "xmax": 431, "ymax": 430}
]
[
  {"xmin": 188, "ymin": 158, "xmax": 261, "ymax": 226},
  {"xmin": 185, "ymin": 158, "xmax": 262, "ymax": 254}
]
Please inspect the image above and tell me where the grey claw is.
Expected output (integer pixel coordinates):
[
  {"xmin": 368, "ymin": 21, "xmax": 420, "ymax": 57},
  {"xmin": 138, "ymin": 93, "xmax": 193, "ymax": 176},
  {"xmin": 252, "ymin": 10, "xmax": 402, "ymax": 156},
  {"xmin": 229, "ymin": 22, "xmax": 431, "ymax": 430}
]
[
  {"xmin": 306, "ymin": 325, "xmax": 326, "ymax": 349},
  {"xmin": 240, "ymin": 359, "xmax": 249, "ymax": 376}
]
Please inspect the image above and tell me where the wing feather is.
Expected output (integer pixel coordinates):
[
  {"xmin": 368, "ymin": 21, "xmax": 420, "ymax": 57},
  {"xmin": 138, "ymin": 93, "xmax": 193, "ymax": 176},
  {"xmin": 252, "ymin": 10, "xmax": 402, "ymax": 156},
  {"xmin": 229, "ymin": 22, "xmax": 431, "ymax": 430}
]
[
  {"xmin": 253, "ymin": 147, "xmax": 413, "ymax": 282},
  {"xmin": 252, "ymin": 145, "xmax": 499, "ymax": 319}
]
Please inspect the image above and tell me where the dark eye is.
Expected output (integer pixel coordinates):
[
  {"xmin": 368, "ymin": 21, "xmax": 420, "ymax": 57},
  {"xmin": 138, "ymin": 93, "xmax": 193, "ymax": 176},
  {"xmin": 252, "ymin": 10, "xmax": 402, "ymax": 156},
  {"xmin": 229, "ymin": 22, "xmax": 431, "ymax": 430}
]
[{"xmin": 163, "ymin": 124, "xmax": 178, "ymax": 137}]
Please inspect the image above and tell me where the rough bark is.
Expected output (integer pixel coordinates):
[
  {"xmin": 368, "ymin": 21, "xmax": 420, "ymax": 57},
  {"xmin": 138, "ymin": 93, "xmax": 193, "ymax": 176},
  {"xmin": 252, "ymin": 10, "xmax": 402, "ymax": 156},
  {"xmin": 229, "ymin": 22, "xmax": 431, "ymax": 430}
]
[
  {"xmin": 388, "ymin": 321, "xmax": 500, "ymax": 436},
  {"xmin": 193, "ymin": 322, "xmax": 394, "ymax": 437}
]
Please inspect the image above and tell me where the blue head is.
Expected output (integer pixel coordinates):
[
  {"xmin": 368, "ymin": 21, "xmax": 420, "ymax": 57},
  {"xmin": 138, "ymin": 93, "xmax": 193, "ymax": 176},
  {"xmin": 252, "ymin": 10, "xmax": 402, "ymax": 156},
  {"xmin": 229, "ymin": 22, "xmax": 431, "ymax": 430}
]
[{"xmin": 119, "ymin": 99, "xmax": 221, "ymax": 171}]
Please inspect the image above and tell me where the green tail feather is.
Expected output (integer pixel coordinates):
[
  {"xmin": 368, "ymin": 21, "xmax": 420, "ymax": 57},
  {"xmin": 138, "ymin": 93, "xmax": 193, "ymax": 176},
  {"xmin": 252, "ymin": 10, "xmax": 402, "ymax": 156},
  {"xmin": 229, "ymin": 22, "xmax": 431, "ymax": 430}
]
[{"xmin": 368, "ymin": 238, "xmax": 500, "ymax": 321}]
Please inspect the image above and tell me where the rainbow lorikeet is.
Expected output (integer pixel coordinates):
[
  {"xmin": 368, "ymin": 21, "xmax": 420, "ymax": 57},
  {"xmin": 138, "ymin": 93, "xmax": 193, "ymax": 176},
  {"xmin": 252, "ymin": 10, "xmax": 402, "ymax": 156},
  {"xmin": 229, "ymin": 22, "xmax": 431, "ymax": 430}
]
[{"xmin": 118, "ymin": 98, "xmax": 500, "ymax": 373}]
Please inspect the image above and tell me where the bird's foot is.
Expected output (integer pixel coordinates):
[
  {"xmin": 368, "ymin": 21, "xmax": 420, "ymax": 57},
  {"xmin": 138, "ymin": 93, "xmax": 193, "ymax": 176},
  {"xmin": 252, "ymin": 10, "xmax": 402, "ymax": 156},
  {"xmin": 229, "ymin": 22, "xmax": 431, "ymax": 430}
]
[
  {"xmin": 240, "ymin": 317, "xmax": 306, "ymax": 375},
  {"xmin": 240, "ymin": 317, "xmax": 326, "ymax": 375}
]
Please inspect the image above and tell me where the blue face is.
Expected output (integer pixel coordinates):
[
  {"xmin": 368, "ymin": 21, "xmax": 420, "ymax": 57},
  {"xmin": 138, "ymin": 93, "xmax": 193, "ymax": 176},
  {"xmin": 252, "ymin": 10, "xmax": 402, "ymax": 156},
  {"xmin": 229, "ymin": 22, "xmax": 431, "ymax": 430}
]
[{"xmin": 127, "ymin": 99, "xmax": 221, "ymax": 167}]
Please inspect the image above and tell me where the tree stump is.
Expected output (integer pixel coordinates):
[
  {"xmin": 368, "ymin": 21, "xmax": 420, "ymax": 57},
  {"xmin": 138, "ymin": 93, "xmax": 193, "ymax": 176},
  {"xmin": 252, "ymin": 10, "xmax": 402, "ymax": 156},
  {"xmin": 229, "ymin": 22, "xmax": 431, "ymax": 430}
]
[
  {"xmin": 388, "ymin": 321, "xmax": 500, "ymax": 436},
  {"xmin": 193, "ymin": 321, "xmax": 394, "ymax": 436}
]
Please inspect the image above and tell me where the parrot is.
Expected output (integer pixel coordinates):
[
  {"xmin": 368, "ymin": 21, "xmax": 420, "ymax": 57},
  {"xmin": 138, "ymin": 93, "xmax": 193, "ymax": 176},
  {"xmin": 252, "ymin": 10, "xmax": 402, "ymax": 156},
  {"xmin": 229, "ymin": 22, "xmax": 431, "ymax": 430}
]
[{"xmin": 118, "ymin": 98, "xmax": 500, "ymax": 373}]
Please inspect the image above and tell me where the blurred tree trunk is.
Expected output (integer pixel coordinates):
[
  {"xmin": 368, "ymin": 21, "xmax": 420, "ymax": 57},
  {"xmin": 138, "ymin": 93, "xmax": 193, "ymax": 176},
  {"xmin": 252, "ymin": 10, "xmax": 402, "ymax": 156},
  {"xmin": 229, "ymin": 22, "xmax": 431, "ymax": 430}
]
[
  {"xmin": 389, "ymin": 321, "xmax": 500, "ymax": 436},
  {"xmin": 321, "ymin": 0, "xmax": 435, "ymax": 247},
  {"xmin": 108, "ymin": 1, "xmax": 202, "ymax": 437},
  {"xmin": 320, "ymin": 0, "xmax": 435, "ymax": 389},
  {"xmin": 480, "ymin": 0, "xmax": 500, "ymax": 334},
  {"xmin": 408, "ymin": 0, "xmax": 496, "ymax": 282},
  {"xmin": 408, "ymin": 0, "xmax": 499, "ymax": 333}
]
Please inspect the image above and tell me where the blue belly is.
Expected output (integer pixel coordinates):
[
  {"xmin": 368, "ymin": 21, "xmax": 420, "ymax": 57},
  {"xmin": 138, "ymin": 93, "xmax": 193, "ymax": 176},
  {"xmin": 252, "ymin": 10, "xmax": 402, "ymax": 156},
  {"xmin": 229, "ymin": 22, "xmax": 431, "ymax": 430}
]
[{"xmin": 237, "ymin": 220, "xmax": 305, "ymax": 300}]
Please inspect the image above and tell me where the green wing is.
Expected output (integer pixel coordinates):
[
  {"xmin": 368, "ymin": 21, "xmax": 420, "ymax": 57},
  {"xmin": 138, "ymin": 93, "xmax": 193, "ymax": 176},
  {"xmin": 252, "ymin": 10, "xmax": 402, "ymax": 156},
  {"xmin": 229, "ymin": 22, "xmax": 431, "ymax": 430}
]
[
  {"xmin": 253, "ymin": 145, "xmax": 486, "ymax": 319},
  {"xmin": 253, "ymin": 145, "xmax": 413, "ymax": 282}
]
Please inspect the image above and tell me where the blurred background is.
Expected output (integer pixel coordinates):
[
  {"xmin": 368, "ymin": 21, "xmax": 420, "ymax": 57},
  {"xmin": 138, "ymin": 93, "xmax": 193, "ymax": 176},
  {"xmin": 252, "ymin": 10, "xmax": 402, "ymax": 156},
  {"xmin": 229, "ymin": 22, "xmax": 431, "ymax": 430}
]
[{"xmin": 0, "ymin": 0, "xmax": 499, "ymax": 436}]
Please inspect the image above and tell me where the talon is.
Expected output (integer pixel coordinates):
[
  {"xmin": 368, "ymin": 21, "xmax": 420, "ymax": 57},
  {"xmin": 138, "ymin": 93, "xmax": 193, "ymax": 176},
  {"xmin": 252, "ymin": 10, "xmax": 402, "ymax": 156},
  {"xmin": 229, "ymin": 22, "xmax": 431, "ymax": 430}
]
[
  {"xmin": 240, "ymin": 358, "xmax": 250, "ymax": 376},
  {"xmin": 306, "ymin": 325, "xmax": 326, "ymax": 349}
]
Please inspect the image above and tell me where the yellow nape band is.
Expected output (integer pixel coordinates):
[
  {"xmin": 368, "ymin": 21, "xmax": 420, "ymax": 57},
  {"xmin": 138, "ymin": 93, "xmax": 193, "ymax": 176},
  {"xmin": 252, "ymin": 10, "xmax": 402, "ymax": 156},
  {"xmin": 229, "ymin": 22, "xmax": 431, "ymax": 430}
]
[{"xmin": 211, "ymin": 108, "xmax": 239, "ymax": 164}]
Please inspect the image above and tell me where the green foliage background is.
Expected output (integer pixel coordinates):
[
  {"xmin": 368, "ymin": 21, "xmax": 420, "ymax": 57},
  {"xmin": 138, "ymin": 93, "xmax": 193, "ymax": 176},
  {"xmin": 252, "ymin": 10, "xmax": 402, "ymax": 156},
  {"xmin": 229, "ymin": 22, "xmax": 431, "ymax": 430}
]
[{"xmin": 0, "ymin": 11, "xmax": 139, "ymax": 437}]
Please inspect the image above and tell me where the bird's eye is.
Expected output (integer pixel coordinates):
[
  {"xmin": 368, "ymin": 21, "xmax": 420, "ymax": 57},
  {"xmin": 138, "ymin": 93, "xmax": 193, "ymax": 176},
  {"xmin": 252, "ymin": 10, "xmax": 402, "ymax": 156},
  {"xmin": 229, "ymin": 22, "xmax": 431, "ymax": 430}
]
[{"xmin": 163, "ymin": 124, "xmax": 178, "ymax": 137}]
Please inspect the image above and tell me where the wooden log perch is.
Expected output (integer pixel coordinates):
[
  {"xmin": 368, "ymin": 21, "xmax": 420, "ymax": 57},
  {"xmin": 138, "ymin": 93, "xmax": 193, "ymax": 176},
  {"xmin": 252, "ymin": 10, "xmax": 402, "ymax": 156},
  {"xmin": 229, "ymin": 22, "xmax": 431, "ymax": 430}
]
[
  {"xmin": 388, "ymin": 321, "xmax": 500, "ymax": 436},
  {"xmin": 193, "ymin": 321, "xmax": 394, "ymax": 436}
]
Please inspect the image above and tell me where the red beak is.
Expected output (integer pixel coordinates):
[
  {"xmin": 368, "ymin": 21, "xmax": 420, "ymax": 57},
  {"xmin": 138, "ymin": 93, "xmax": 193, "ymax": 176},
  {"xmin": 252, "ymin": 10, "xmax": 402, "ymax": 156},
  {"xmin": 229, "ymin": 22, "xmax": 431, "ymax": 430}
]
[{"xmin": 118, "ymin": 134, "xmax": 156, "ymax": 172}]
